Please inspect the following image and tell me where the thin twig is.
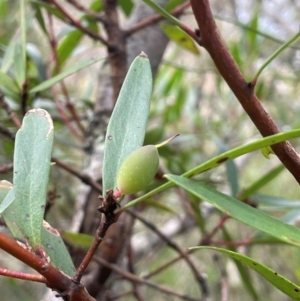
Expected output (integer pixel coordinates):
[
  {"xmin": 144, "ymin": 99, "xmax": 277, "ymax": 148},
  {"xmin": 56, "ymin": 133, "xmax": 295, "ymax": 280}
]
[
  {"xmin": 213, "ymin": 254, "xmax": 228, "ymax": 301},
  {"xmin": 92, "ymin": 255, "xmax": 201, "ymax": 301},
  {"xmin": 0, "ymin": 124, "xmax": 15, "ymax": 139},
  {"xmin": 47, "ymin": 13, "xmax": 84, "ymax": 141},
  {"xmin": 0, "ymin": 163, "xmax": 13, "ymax": 174},
  {"xmin": 143, "ymin": 214, "xmax": 230, "ymax": 280},
  {"xmin": 20, "ymin": 80, "xmax": 28, "ymax": 116},
  {"xmin": 127, "ymin": 209, "xmax": 209, "ymax": 299},
  {"xmin": 0, "ymin": 92, "xmax": 22, "ymax": 128},
  {"xmin": 124, "ymin": 1, "xmax": 190, "ymax": 36},
  {"xmin": 0, "ymin": 267, "xmax": 47, "ymax": 283},
  {"xmin": 190, "ymin": 0, "xmax": 300, "ymax": 184},
  {"xmin": 52, "ymin": 157, "xmax": 102, "ymax": 192},
  {"xmin": 65, "ymin": 0, "xmax": 107, "ymax": 23},
  {"xmin": 73, "ymin": 190, "xmax": 120, "ymax": 283},
  {"xmin": 46, "ymin": 11, "xmax": 85, "ymax": 134},
  {"xmin": 127, "ymin": 243, "xmax": 146, "ymax": 301},
  {"xmin": 46, "ymin": 0, "xmax": 109, "ymax": 46},
  {"xmin": 61, "ymin": 80, "xmax": 85, "ymax": 133},
  {"xmin": 0, "ymin": 232, "xmax": 96, "ymax": 301}
]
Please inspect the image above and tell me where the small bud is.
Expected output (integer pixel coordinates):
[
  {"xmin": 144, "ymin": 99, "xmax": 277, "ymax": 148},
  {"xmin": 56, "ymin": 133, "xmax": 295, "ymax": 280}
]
[{"xmin": 117, "ymin": 145, "xmax": 159, "ymax": 195}]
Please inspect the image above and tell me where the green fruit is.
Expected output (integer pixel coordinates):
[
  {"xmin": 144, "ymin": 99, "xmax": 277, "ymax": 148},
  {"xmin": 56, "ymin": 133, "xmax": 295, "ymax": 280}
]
[{"xmin": 117, "ymin": 145, "xmax": 159, "ymax": 195}]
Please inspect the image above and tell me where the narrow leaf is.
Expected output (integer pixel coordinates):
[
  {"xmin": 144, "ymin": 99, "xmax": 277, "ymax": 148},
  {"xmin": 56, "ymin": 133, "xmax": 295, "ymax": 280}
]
[
  {"xmin": 12, "ymin": 109, "xmax": 54, "ymax": 248},
  {"xmin": 30, "ymin": 56, "xmax": 104, "ymax": 93},
  {"xmin": 1, "ymin": 39, "xmax": 16, "ymax": 73},
  {"xmin": 14, "ymin": 0, "xmax": 27, "ymax": 88},
  {"xmin": 241, "ymin": 164, "xmax": 285, "ymax": 200},
  {"xmin": 0, "ymin": 71, "xmax": 20, "ymax": 94},
  {"xmin": 190, "ymin": 246, "xmax": 300, "ymax": 300},
  {"xmin": 102, "ymin": 52, "xmax": 152, "ymax": 195},
  {"xmin": 56, "ymin": 29, "xmax": 84, "ymax": 67},
  {"xmin": 61, "ymin": 231, "xmax": 94, "ymax": 250},
  {"xmin": 221, "ymin": 228, "xmax": 259, "ymax": 300},
  {"xmin": 165, "ymin": 175, "xmax": 300, "ymax": 247},
  {"xmin": 161, "ymin": 23, "xmax": 200, "ymax": 55}
]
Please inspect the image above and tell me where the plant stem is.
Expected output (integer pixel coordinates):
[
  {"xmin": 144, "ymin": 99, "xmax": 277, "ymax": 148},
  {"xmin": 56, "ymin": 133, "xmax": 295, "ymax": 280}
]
[{"xmin": 252, "ymin": 31, "xmax": 300, "ymax": 84}]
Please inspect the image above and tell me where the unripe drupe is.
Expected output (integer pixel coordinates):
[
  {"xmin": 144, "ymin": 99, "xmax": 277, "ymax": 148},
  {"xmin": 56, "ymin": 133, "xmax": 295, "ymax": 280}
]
[{"xmin": 117, "ymin": 145, "xmax": 159, "ymax": 195}]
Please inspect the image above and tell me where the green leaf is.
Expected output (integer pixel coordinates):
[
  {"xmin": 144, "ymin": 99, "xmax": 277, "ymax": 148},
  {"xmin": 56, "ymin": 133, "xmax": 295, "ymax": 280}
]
[
  {"xmin": 161, "ymin": 23, "xmax": 200, "ymax": 55},
  {"xmin": 221, "ymin": 228, "xmax": 258, "ymax": 300},
  {"xmin": 13, "ymin": 0, "xmax": 26, "ymax": 88},
  {"xmin": 30, "ymin": 0, "xmax": 66, "ymax": 21},
  {"xmin": 29, "ymin": 56, "xmax": 104, "ymax": 93},
  {"xmin": 214, "ymin": 138, "xmax": 239, "ymax": 197},
  {"xmin": 14, "ymin": 43, "xmax": 26, "ymax": 88},
  {"xmin": 102, "ymin": 52, "xmax": 152, "ymax": 195},
  {"xmin": 1, "ymin": 38, "xmax": 16, "ymax": 73},
  {"xmin": 0, "ymin": 181, "xmax": 14, "ymax": 213},
  {"xmin": 252, "ymin": 194, "xmax": 300, "ymax": 209},
  {"xmin": 123, "ymin": 128, "xmax": 300, "ymax": 210},
  {"xmin": 0, "ymin": 0, "xmax": 7, "ymax": 17},
  {"xmin": 260, "ymin": 145, "xmax": 274, "ymax": 159},
  {"xmin": 27, "ymin": 43, "xmax": 47, "ymax": 81},
  {"xmin": 61, "ymin": 231, "xmax": 94, "ymax": 250},
  {"xmin": 42, "ymin": 221, "xmax": 76, "ymax": 276},
  {"xmin": 240, "ymin": 164, "xmax": 285, "ymax": 200},
  {"xmin": 56, "ymin": 0, "xmax": 102, "ymax": 68},
  {"xmin": 164, "ymin": 0, "xmax": 186, "ymax": 11},
  {"xmin": 165, "ymin": 175, "xmax": 300, "ymax": 247},
  {"xmin": 0, "ymin": 70, "xmax": 20, "ymax": 94},
  {"xmin": 10, "ymin": 109, "xmax": 54, "ymax": 248},
  {"xmin": 118, "ymin": 0, "xmax": 134, "ymax": 16},
  {"xmin": 2, "ymin": 186, "xmax": 75, "ymax": 276},
  {"xmin": 190, "ymin": 246, "xmax": 300, "ymax": 300},
  {"xmin": 56, "ymin": 29, "xmax": 84, "ymax": 68},
  {"xmin": 143, "ymin": 198, "xmax": 177, "ymax": 215},
  {"xmin": 30, "ymin": 1, "xmax": 48, "ymax": 35}
]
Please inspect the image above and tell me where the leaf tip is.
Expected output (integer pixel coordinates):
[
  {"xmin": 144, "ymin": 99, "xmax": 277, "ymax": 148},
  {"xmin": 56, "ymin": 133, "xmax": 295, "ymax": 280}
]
[
  {"xmin": 139, "ymin": 51, "xmax": 148, "ymax": 58},
  {"xmin": 26, "ymin": 108, "xmax": 54, "ymax": 139}
]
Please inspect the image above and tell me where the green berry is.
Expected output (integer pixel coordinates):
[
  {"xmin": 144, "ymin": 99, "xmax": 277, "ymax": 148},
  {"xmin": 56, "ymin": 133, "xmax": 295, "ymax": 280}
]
[{"xmin": 117, "ymin": 145, "xmax": 159, "ymax": 195}]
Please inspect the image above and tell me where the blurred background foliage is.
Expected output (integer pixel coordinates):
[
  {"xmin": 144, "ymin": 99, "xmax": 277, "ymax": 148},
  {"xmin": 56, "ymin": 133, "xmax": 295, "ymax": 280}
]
[{"xmin": 0, "ymin": 0, "xmax": 300, "ymax": 300}]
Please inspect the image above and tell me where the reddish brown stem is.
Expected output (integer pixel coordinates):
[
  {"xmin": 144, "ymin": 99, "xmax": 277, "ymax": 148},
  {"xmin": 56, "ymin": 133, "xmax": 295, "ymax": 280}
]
[
  {"xmin": 0, "ymin": 233, "xmax": 96, "ymax": 301},
  {"xmin": 92, "ymin": 255, "xmax": 201, "ymax": 301},
  {"xmin": 103, "ymin": 0, "xmax": 127, "ymax": 101},
  {"xmin": 73, "ymin": 190, "xmax": 120, "ymax": 283},
  {"xmin": 0, "ymin": 163, "xmax": 13, "ymax": 173},
  {"xmin": 66, "ymin": 0, "xmax": 107, "ymax": 23},
  {"xmin": 47, "ymin": 13, "xmax": 84, "ymax": 141},
  {"xmin": 0, "ymin": 92, "xmax": 22, "ymax": 128},
  {"xmin": 46, "ymin": 0, "xmax": 109, "ymax": 46},
  {"xmin": 0, "ymin": 268, "xmax": 46, "ymax": 283},
  {"xmin": 190, "ymin": 0, "xmax": 300, "ymax": 184},
  {"xmin": 52, "ymin": 157, "xmax": 102, "ymax": 192}
]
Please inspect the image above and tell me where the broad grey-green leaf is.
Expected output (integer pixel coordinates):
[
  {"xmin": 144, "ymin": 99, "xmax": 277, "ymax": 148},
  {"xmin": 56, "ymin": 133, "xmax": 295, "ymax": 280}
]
[
  {"xmin": 30, "ymin": 56, "xmax": 104, "ymax": 93},
  {"xmin": 12, "ymin": 109, "xmax": 54, "ymax": 248},
  {"xmin": 102, "ymin": 52, "xmax": 152, "ymax": 196},
  {"xmin": 190, "ymin": 246, "xmax": 300, "ymax": 300},
  {"xmin": 42, "ymin": 221, "xmax": 76, "ymax": 276},
  {"xmin": 2, "ymin": 186, "xmax": 76, "ymax": 276},
  {"xmin": 165, "ymin": 175, "xmax": 300, "ymax": 247}
]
